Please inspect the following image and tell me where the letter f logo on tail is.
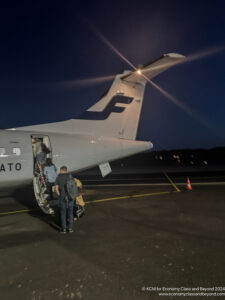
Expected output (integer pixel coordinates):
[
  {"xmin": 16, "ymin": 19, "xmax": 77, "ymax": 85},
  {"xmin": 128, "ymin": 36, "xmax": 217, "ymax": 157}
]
[{"xmin": 78, "ymin": 95, "xmax": 134, "ymax": 120}]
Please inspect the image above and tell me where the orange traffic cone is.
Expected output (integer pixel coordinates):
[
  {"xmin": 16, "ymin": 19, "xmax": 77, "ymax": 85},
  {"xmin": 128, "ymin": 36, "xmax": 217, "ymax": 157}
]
[{"xmin": 187, "ymin": 177, "xmax": 192, "ymax": 190}]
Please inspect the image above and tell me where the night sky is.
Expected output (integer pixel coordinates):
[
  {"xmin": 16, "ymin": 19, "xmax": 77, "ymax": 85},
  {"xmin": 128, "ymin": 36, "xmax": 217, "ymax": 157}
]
[{"xmin": 1, "ymin": 0, "xmax": 225, "ymax": 150}]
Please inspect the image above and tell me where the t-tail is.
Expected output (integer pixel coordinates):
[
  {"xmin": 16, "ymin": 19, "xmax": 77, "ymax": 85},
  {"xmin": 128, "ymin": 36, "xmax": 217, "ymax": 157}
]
[{"xmin": 17, "ymin": 53, "xmax": 185, "ymax": 140}]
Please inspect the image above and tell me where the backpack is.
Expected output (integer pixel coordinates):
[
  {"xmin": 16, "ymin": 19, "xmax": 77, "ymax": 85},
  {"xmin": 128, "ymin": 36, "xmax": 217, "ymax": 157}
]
[{"xmin": 65, "ymin": 174, "xmax": 78, "ymax": 200}]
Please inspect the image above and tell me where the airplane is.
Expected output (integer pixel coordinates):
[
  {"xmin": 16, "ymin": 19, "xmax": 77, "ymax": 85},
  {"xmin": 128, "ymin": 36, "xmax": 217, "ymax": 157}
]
[{"xmin": 0, "ymin": 53, "xmax": 185, "ymax": 214}]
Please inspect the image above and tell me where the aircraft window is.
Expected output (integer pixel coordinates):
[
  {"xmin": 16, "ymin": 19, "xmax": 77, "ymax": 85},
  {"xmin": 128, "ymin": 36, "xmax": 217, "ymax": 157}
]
[
  {"xmin": 13, "ymin": 147, "xmax": 21, "ymax": 156},
  {"xmin": 0, "ymin": 148, "xmax": 6, "ymax": 157}
]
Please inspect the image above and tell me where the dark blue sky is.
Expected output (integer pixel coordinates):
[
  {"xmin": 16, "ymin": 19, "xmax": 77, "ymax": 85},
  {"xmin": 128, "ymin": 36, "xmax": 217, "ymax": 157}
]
[{"xmin": 0, "ymin": 0, "xmax": 225, "ymax": 149}]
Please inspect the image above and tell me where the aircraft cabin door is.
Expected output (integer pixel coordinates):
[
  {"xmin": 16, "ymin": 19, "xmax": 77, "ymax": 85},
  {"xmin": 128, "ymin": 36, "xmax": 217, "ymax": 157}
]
[{"xmin": 31, "ymin": 135, "xmax": 55, "ymax": 215}]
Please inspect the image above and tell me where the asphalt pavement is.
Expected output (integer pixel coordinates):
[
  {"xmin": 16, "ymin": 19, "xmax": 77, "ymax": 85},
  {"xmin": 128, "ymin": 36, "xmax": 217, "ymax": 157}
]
[{"xmin": 0, "ymin": 177, "xmax": 225, "ymax": 299}]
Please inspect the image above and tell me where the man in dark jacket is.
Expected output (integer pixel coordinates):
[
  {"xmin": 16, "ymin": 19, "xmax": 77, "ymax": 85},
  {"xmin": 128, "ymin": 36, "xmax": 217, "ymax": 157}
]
[{"xmin": 55, "ymin": 166, "xmax": 75, "ymax": 234}]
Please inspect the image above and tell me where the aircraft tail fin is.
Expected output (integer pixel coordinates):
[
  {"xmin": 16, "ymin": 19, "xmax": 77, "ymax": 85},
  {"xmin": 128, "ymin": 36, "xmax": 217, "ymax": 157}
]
[
  {"xmin": 16, "ymin": 53, "xmax": 185, "ymax": 140},
  {"xmin": 75, "ymin": 53, "xmax": 185, "ymax": 140}
]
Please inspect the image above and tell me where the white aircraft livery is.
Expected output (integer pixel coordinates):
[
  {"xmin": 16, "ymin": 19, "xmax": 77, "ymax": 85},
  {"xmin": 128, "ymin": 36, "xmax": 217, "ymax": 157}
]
[{"xmin": 0, "ymin": 53, "xmax": 185, "ymax": 214}]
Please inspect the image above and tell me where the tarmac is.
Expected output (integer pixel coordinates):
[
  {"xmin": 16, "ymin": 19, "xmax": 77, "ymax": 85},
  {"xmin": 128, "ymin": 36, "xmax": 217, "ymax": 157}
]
[{"xmin": 0, "ymin": 174, "xmax": 225, "ymax": 299}]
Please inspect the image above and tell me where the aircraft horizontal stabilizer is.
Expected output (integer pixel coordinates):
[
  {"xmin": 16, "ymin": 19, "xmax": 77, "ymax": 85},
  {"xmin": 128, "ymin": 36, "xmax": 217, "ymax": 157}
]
[{"xmin": 121, "ymin": 53, "xmax": 185, "ymax": 83}]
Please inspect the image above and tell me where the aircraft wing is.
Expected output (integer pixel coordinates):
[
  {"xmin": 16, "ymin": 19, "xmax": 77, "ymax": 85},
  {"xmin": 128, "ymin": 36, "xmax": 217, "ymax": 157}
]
[{"xmin": 121, "ymin": 53, "xmax": 185, "ymax": 83}]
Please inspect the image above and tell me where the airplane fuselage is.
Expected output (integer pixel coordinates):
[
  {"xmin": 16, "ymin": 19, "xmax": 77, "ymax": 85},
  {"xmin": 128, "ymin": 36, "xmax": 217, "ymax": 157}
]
[{"xmin": 0, "ymin": 129, "xmax": 151, "ymax": 193}]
